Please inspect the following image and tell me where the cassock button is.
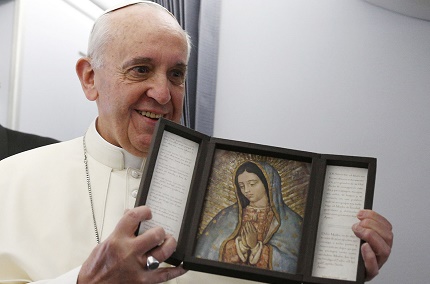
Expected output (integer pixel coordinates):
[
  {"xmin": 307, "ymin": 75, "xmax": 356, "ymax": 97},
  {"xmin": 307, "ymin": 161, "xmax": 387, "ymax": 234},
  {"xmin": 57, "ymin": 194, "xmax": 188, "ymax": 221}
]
[
  {"xmin": 131, "ymin": 189, "xmax": 138, "ymax": 198},
  {"xmin": 131, "ymin": 170, "xmax": 140, "ymax": 179}
]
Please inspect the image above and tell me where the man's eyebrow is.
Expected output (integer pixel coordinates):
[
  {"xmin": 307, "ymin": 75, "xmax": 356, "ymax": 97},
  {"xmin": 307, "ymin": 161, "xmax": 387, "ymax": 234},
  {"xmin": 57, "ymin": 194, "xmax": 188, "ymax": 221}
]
[
  {"xmin": 174, "ymin": 63, "xmax": 188, "ymax": 70},
  {"xmin": 122, "ymin": 57, "xmax": 188, "ymax": 69},
  {"xmin": 122, "ymin": 57, "xmax": 152, "ymax": 69}
]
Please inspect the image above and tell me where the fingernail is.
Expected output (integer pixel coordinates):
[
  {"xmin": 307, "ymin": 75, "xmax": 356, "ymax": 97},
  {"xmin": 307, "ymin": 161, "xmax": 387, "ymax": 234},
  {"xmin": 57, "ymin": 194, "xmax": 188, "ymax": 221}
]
[{"xmin": 352, "ymin": 223, "xmax": 363, "ymax": 232}]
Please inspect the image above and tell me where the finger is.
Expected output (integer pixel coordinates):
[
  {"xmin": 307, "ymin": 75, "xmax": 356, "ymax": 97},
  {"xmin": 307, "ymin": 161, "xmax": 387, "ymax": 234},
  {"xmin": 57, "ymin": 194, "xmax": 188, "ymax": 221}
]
[
  {"xmin": 135, "ymin": 226, "xmax": 167, "ymax": 261},
  {"xmin": 250, "ymin": 223, "xmax": 257, "ymax": 233},
  {"xmin": 244, "ymin": 222, "xmax": 249, "ymax": 235},
  {"xmin": 245, "ymin": 222, "xmax": 252, "ymax": 234},
  {"xmin": 145, "ymin": 234, "xmax": 178, "ymax": 264},
  {"xmin": 114, "ymin": 206, "xmax": 152, "ymax": 237},
  {"xmin": 361, "ymin": 242, "xmax": 379, "ymax": 281},
  {"xmin": 354, "ymin": 210, "xmax": 393, "ymax": 264},
  {"xmin": 352, "ymin": 222, "xmax": 392, "ymax": 268},
  {"xmin": 356, "ymin": 217, "xmax": 394, "ymax": 249},
  {"xmin": 247, "ymin": 223, "xmax": 253, "ymax": 235},
  {"xmin": 357, "ymin": 210, "xmax": 393, "ymax": 246},
  {"xmin": 144, "ymin": 265, "xmax": 187, "ymax": 283},
  {"xmin": 357, "ymin": 210, "xmax": 391, "ymax": 227},
  {"xmin": 240, "ymin": 229, "xmax": 247, "ymax": 247}
]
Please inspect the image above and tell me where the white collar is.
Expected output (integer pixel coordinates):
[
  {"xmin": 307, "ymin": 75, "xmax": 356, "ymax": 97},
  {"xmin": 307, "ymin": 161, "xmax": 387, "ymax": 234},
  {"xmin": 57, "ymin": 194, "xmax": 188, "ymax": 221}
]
[{"xmin": 85, "ymin": 119, "xmax": 144, "ymax": 170}]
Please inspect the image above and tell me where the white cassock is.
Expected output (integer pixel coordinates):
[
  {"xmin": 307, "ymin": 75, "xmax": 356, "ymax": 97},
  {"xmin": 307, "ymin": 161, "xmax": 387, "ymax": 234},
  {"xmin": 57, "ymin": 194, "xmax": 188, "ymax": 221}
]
[{"xmin": 0, "ymin": 120, "xmax": 263, "ymax": 284}]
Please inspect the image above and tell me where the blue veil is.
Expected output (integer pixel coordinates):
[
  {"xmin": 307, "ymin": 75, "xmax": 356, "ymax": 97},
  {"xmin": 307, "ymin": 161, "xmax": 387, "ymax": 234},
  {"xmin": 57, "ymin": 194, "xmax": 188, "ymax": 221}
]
[{"xmin": 194, "ymin": 161, "xmax": 303, "ymax": 274}]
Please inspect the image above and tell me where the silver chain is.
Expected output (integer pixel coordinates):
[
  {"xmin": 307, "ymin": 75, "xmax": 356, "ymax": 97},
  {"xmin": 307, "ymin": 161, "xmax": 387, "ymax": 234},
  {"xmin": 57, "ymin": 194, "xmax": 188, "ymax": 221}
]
[{"xmin": 83, "ymin": 136, "xmax": 100, "ymax": 244}]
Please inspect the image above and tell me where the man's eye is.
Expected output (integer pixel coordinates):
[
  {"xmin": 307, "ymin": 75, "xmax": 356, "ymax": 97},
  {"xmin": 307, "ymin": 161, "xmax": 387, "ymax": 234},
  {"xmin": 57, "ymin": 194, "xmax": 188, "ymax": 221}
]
[
  {"xmin": 171, "ymin": 69, "xmax": 184, "ymax": 78},
  {"xmin": 132, "ymin": 66, "xmax": 150, "ymax": 74},
  {"xmin": 169, "ymin": 69, "xmax": 186, "ymax": 85}
]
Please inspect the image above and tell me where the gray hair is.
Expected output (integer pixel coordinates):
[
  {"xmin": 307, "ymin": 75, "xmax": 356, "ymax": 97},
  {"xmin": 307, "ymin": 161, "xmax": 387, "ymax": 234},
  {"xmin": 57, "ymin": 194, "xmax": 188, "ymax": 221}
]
[{"xmin": 87, "ymin": 1, "xmax": 191, "ymax": 69}]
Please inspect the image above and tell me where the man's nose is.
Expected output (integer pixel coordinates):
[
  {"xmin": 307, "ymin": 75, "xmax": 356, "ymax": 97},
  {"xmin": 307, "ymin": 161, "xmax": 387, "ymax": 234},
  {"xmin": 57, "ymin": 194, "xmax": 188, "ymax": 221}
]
[{"xmin": 146, "ymin": 73, "xmax": 171, "ymax": 104}]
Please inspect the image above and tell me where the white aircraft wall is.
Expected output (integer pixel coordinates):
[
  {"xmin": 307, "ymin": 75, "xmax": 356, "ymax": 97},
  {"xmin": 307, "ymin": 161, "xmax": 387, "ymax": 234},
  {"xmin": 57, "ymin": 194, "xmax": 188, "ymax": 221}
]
[
  {"xmin": 1, "ymin": 0, "xmax": 98, "ymax": 141},
  {"xmin": 214, "ymin": 1, "xmax": 430, "ymax": 284}
]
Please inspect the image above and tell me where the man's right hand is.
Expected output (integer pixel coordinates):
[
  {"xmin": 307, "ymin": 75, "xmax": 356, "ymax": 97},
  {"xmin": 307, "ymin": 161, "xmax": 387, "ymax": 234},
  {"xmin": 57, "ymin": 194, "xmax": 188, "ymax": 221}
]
[{"xmin": 78, "ymin": 206, "xmax": 186, "ymax": 283}]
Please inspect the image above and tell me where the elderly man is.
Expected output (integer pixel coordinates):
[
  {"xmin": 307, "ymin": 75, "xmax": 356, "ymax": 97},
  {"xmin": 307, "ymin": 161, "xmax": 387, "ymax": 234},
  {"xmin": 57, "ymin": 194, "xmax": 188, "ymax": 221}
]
[{"xmin": 0, "ymin": 1, "xmax": 392, "ymax": 283}]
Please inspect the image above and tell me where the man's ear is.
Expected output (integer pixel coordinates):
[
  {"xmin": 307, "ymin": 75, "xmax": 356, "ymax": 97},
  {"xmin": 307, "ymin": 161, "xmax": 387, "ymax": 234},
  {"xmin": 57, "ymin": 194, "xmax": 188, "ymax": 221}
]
[{"xmin": 76, "ymin": 58, "xmax": 98, "ymax": 101}]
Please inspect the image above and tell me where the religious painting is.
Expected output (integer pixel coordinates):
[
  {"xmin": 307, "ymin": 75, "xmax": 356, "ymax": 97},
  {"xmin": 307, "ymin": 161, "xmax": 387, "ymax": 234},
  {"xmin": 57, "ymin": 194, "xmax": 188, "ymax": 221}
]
[
  {"xmin": 135, "ymin": 118, "xmax": 376, "ymax": 283},
  {"xmin": 193, "ymin": 149, "xmax": 311, "ymax": 274}
]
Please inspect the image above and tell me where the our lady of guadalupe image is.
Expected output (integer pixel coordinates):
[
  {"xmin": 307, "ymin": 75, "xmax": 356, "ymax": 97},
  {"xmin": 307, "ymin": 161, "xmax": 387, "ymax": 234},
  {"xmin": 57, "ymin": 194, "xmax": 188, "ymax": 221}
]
[{"xmin": 194, "ymin": 155, "xmax": 310, "ymax": 274}]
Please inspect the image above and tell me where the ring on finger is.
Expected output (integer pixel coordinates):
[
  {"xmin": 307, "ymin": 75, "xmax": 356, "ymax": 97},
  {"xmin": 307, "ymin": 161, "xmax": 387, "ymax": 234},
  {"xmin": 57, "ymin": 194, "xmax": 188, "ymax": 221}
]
[{"xmin": 146, "ymin": 255, "xmax": 160, "ymax": 270}]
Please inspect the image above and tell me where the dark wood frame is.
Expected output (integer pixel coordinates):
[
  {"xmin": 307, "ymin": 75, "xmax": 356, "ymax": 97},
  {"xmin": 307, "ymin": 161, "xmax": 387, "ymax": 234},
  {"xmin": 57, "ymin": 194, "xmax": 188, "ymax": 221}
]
[{"xmin": 135, "ymin": 118, "xmax": 376, "ymax": 284}]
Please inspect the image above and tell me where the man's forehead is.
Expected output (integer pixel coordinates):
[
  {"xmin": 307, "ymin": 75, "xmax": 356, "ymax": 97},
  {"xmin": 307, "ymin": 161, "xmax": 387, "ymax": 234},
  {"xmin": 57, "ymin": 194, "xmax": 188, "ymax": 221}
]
[{"xmin": 111, "ymin": 31, "xmax": 189, "ymax": 68}]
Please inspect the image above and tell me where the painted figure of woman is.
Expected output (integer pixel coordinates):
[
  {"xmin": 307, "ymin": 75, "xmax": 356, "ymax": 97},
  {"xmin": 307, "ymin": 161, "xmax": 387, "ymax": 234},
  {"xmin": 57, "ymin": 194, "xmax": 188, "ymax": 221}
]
[{"xmin": 195, "ymin": 161, "xmax": 303, "ymax": 273}]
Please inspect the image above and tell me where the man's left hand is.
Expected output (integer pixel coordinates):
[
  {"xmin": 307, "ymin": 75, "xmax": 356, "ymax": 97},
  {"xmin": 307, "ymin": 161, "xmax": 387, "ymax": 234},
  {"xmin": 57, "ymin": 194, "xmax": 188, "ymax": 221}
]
[{"xmin": 352, "ymin": 209, "xmax": 393, "ymax": 281}]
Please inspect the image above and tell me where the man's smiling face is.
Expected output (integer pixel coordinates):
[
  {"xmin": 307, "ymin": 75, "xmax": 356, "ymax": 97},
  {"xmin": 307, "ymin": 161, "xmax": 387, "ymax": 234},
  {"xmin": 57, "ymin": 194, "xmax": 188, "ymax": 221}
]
[{"xmin": 91, "ymin": 5, "xmax": 189, "ymax": 157}]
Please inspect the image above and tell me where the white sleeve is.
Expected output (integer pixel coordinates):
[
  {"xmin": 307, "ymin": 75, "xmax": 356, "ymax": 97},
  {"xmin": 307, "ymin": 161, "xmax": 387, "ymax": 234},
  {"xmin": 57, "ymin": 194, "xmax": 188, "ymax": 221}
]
[{"xmin": 30, "ymin": 266, "xmax": 81, "ymax": 284}]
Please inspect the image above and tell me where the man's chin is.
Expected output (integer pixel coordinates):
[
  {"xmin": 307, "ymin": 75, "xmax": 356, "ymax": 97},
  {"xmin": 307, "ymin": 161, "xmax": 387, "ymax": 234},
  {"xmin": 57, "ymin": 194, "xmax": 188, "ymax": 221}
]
[{"xmin": 129, "ymin": 140, "xmax": 151, "ymax": 157}]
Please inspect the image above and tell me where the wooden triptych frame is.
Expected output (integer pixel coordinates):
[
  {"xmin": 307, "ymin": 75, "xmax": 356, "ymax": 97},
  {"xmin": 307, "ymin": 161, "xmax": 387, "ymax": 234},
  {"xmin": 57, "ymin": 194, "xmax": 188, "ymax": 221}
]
[{"xmin": 135, "ymin": 118, "xmax": 376, "ymax": 284}]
